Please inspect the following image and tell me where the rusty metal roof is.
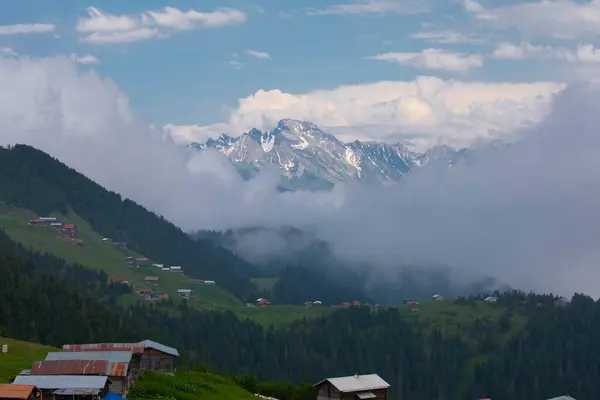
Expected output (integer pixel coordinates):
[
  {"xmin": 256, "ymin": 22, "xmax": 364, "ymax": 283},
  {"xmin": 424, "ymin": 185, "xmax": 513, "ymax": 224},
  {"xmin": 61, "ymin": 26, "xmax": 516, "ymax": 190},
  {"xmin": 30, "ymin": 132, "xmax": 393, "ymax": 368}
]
[
  {"xmin": 0, "ymin": 384, "xmax": 37, "ymax": 399},
  {"xmin": 31, "ymin": 360, "xmax": 129, "ymax": 377},
  {"xmin": 62, "ymin": 343, "xmax": 144, "ymax": 354}
]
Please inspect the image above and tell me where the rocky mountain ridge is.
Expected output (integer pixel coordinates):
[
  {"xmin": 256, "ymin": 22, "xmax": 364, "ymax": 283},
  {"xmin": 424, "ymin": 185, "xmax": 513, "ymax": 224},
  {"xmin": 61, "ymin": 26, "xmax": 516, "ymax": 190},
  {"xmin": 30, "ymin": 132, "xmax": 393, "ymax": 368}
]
[{"xmin": 190, "ymin": 119, "xmax": 510, "ymax": 189}]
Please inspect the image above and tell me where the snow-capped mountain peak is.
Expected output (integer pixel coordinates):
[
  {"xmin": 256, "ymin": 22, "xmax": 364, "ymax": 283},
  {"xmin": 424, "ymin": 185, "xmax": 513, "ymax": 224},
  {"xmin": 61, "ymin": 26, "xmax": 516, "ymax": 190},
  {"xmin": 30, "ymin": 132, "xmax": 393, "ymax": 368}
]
[{"xmin": 193, "ymin": 119, "xmax": 487, "ymax": 189}]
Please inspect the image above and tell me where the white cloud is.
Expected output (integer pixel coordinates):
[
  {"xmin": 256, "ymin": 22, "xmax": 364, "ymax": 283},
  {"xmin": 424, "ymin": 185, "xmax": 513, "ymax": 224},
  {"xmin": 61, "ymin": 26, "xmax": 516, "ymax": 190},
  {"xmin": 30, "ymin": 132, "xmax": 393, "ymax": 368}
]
[
  {"xmin": 0, "ymin": 47, "xmax": 18, "ymax": 58},
  {"xmin": 307, "ymin": 0, "xmax": 430, "ymax": 16},
  {"xmin": 81, "ymin": 28, "xmax": 162, "ymax": 44},
  {"xmin": 462, "ymin": 0, "xmax": 484, "ymax": 13},
  {"xmin": 410, "ymin": 30, "xmax": 488, "ymax": 45},
  {"xmin": 4, "ymin": 55, "xmax": 600, "ymax": 297},
  {"xmin": 0, "ymin": 23, "xmax": 55, "ymax": 35},
  {"xmin": 228, "ymin": 60, "xmax": 245, "ymax": 69},
  {"xmin": 69, "ymin": 53, "xmax": 100, "ymax": 65},
  {"xmin": 369, "ymin": 49, "xmax": 484, "ymax": 72},
  {"xmin": 492, "ymin": 42, "xmax": 600, "ymax": 64},
  {"xmin": 145, "ymin": 7, "xmax": 246, "ymax": 29},
  {"xmin": 76, "ymin": 6, "xmax": 246, "ymax": 44},
  {"xmin": 466, "ymin": 0, "xmax": 600, "ymax": 40},
  {"xmin": 244, "ymin": 50, "xmax": 271, "ymax": 59},
  {"xmin": 163, "ymin": 124, "xmax": 215, "ymax": 144},
  {"xmin": 184, "ymin": 77, "xmax": 564, "ymax": 150}
]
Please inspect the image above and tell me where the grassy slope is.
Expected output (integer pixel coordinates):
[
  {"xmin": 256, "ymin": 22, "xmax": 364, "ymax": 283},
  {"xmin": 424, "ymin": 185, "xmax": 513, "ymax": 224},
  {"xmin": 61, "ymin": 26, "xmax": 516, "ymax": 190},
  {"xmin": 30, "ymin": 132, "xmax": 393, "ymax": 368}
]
[
  {"xmin": 0, "ymin": 203, "xmax": 330, "ymax": 325},
  {"xmin": 130, "ymin": 370, "xmax": 257, "ymax": 400},
  {"xmin": 0, "ymin": 337, "xmax": 58, "ymax": 383}
]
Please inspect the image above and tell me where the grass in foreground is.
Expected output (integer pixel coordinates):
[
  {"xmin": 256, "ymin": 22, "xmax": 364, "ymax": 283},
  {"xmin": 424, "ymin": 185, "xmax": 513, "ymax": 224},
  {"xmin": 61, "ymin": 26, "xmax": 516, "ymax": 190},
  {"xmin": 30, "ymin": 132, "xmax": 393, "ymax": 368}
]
[
  {"xmin": 0, "ymin": 337, "xmax": 58, "ymax": 383},
  {"xmin": 130, "ymin": 370, "xmax": 256, "ymax": 400}
]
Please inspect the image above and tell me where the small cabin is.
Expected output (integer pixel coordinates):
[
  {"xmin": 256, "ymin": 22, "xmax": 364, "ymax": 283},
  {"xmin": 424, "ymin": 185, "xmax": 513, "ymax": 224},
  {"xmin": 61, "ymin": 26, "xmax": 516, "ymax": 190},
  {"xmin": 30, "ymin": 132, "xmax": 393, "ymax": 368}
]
[
  {"xmin": 144, "ymin": 276, "xmax": 159, "ymax": 284},
  {"xmin": 315, "ymin": 374, "xmax": 390, "ymax": 400},
  {"xmin": 256, "ymin": 298, "xmax": 270, "ymax": 307},
  {"xmin": 432, "ymin": 294, "xmax": 444, "ymax": 301},
  {"xmin": 177, "ymin": 289, "xmax": 192, "ymax": 298},
  {"xmin": 203, "ymin": 280, "xmax": 215, "ymax": 286},
  {"xmin": 169, "ymin": 266, "xmax": 182, "ymax": 273},
  {"xmin": 161, "ymin": 267, "xmax": 170, "ymax": 272},
  {"xmin": 483, "ymin": 296, "xmax": 498, "ymax": 303},
  {"xmin": 139, "ymin": 289, "xmax": 153, "ymax": 296},
  {"xmin": 0, "ymin": 384, "xmax": 41, "ymax": 400}
]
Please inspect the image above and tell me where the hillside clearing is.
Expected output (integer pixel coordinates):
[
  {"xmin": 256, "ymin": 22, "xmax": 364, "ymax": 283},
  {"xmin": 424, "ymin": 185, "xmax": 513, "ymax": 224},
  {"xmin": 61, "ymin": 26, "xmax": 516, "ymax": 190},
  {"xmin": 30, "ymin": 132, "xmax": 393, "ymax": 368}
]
[{"xmin": 0, "ymin": 337, "xmax": 58, "ymax": 383}]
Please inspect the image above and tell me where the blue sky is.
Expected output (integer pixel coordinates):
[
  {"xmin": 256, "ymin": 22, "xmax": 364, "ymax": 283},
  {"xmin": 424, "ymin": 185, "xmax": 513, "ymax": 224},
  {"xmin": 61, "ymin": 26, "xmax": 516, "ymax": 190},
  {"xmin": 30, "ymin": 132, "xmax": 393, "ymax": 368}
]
[{"xmin": 1, "ymin": 0, "xmax": 599, "ymax": 146}]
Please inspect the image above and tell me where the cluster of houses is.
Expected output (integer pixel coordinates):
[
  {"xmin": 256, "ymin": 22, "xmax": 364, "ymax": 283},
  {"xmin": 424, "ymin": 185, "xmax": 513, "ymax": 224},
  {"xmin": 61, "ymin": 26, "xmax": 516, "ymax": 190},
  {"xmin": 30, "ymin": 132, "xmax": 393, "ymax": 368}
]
[
  {"xmin": 28, "ymin": 217, "xmax": 78, "ymax": 240},
  {"xmin": 0, "ymin": 340, "xmax": 179, "ymax": 400}
]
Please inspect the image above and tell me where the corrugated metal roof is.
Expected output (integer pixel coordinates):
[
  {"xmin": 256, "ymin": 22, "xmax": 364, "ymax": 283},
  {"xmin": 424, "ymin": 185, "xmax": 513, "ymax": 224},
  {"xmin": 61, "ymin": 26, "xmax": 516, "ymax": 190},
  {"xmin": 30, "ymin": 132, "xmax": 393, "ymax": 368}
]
[
  {"xmin": 62, "ymin": 343, "xmax": 144, "ymax": 354},
  {"xmin": 13, "ymin": 375, "xmax": 108, "ymax": 390},
  {"xmin": 30, "ymin": 360, "xmax": 129, "ymax": 377},
  {"xmin": 0, "ymin": 384, "xmax": 37, "ymax": 399},
  {"xmin": 31, "ymin": 360, "xmax": 107, "ymax": 375},
  {"xmin": 139, "ymin": 339, "xmax": 179, "ymax": 357},
  {"xmin": 46, "ymin": 351, "xmax": 133, "ymax": 363},
  {"xmin": 53, "ymin": 388, "xmax": 101, "ymax": 396},
  {"xmin": 315, "ymin": 374, "xmax": 390, "ymax": 393}
]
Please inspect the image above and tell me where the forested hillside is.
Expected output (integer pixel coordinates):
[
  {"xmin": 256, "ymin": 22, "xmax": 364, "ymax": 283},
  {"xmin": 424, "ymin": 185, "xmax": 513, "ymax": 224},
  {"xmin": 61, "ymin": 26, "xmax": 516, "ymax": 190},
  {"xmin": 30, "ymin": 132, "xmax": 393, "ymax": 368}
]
[
  {"xmin": 0, "ymin": 145, "xmax": 257, "ymax": 299},
  {"xmin": 2, "ymin": 227, "xmax": 600, "ymax": 399}
]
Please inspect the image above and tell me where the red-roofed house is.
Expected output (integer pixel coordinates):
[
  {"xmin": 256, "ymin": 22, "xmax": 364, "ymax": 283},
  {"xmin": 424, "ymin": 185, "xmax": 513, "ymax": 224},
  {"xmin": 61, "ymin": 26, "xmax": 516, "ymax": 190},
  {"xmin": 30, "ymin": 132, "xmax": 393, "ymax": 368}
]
[{"xmin": 62, "ymin": 224, "xmax": 77, "ymax": 238}]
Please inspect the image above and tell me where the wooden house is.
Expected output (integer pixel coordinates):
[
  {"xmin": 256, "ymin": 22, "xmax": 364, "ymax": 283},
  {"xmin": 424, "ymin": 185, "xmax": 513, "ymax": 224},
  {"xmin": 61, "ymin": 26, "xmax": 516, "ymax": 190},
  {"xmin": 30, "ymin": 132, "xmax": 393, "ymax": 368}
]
[
  {"xmin": 314, "ymin": 374, "xmax": 390, "ymax": 400},
  {"xmin": 44, "ymin": 351, "xmax": 133, "ymax": 394},
  {"xmin": 138, "ymin": 340, "xmax": 179, "ymax": 374},
  {"xmin": 139, "ymin": 289, "xmax": 153, "ymax": 297},
  {"xmin": 61, "ymin": 224, "xmax": 77, "ymax": 238},
  {"xmin": 13, "ymin": 375, "xmax": 110, "ymax": 400},
  {"xmin": 61, "ymin": 340, "xmax": 179, "ymax": 375},
  {"xmin": 144, "ymin": 276, "xmax": 159, "ymax": 284},
  {"xmin": 0, "ymin": 384, "xmax": 41, "ymax": 400}
]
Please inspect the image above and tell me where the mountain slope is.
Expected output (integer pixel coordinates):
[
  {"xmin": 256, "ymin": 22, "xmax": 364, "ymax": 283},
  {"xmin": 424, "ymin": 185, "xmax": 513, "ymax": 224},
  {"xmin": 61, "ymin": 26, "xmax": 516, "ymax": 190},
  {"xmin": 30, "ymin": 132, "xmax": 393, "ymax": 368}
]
[
  {"xmin": 192, "ymin": 119, "xmax": 472, "ymax": 188},
  {"xmin": 0, "ymin": 145, "xmax": 257, "ymax": 299}
]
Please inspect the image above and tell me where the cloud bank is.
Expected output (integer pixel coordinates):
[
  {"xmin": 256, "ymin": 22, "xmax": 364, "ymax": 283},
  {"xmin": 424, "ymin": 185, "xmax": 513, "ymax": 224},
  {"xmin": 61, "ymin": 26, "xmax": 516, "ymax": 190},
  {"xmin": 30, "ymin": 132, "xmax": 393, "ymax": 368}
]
[
  {"xmin": 182, "ymin": 79, "xmax": 563, "ymax": 151},
  {"xmin": 1, "ymin": 56, "xmax": 599, "ymax": 298}
]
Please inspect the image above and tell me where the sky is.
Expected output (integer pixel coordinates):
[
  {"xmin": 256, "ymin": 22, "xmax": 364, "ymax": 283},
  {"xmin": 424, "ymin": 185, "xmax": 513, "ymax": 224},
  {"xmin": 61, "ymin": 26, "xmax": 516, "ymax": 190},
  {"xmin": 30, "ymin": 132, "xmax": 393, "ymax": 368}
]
[
  {"xmin": 2, "ymin": 0, "xmax": 600, "ymax": 297},
  {"xmin": 3, "ymin": 0, "xmax": 600, "ymax": 148}
]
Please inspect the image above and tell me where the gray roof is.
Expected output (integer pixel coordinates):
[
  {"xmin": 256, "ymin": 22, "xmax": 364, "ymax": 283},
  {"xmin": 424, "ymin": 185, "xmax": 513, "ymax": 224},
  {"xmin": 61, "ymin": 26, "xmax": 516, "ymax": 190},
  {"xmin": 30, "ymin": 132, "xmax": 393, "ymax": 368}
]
[
  {"xmin": 140, "ymin": 339, "xmax": 179, "ymax": 357},
  {"xmin": 13, "ymin": 375, "xmax": 109, "ymax": 389},
  {"xmin": 315, "ymin": 374, "xmax": 390, "ymax": 393},
  {"xmin": 548, "ymin": 397, "xmax": 576, "ymax": 400},
  {"xmin": 45, "ymin": 351, "xmax": 133, "ymax": 363}
]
